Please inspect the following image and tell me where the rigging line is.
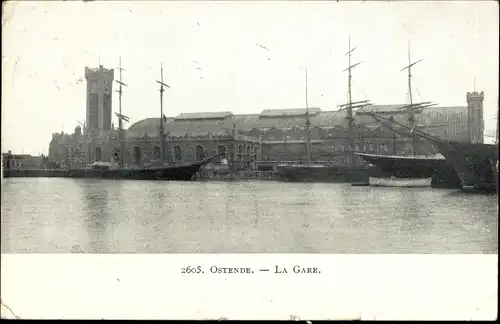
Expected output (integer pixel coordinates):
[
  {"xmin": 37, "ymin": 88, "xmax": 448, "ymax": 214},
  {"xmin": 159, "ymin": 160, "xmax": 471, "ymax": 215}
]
[
  {"xmin": 351, "ymin": 79, "xmax": 368, "ymax": 99},
  {"xmin": 417, "ymin": 89, "xmax": 424, "ymax": 102}
]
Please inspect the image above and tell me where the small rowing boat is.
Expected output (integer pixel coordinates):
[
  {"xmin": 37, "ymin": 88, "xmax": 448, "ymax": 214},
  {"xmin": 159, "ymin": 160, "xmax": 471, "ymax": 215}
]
[{"xmin": 369, "ymin": 176, "xmax": 432, "ymax": 188}]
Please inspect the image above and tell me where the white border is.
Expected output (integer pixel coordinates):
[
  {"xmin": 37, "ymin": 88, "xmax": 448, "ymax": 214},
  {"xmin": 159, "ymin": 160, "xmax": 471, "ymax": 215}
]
[{"xmin": 1, "ymin": 254, "xmax": 497, "ymax": 320}]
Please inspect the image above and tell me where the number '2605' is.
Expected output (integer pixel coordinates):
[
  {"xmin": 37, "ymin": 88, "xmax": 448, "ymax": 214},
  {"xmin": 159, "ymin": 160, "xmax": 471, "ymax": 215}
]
[{"xmin": 181, "ymin": 266, "xmax": 203, "ymax": 274}]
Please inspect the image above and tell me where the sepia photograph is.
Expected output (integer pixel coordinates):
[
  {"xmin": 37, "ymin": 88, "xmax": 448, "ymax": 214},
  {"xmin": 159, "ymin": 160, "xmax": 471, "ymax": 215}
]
[{"xmin": 1, "ymin": 0, "xmax": 498, "ymax": 320}]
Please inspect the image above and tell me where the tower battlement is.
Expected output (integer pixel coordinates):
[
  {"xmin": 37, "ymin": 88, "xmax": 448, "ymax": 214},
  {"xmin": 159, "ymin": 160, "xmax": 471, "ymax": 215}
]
[
  {"xmin": 467, "ymin": 91, "xmax": 484, "ymax": 101},
  {"xmin": 466, "ymin": 91, "xmax": 484, "ymax": 144},
  {"xmin": 85, "ymin": 65, "xmax": 114, "ymax": 79}
]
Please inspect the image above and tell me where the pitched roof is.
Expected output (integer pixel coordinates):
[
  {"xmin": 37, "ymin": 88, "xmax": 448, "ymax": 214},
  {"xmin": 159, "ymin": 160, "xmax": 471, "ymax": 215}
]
[
  {"xmin": 124, "ymin": 104, "xmax": 469, "ymax": 137},
  {"xmin": 419, "ymin": 106, "xmax": 468, "ymax": 123},
  {"xmin": 233, "ymin": 110, "xmax": 347, "ymax": 130},
  {"xmin": 126, "ymin": 119, "xmax": 231, "ymax": 138},
  {"xmin": 259, "ymin": 107, "xmax": 321, "ymax": 117},
  {"xmin": 174, "ymin": 111, "xmax": 233, "ymax": 120},
  {"xmin": 356, "ymin": 104, "xmax": 409, "ymax": 114}
]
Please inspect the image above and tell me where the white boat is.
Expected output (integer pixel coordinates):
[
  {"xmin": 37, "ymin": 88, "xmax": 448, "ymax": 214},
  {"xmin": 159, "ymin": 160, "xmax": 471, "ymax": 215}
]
[
  {"xmin": 86, "ymin": 161, "xmax": 121, "ymax": 170},
  {"xmin": 369, "ymin": 176, "xmax": 432, "ymax": 188}
]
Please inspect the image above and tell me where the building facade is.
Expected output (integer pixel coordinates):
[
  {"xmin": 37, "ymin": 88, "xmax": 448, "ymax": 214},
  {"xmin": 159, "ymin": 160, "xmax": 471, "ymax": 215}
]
[
  {"xmin": 49, "ymin": 122, "xmax": 261, "ymax": 169},
  {"xmin": 48, "ymin": 64, "xmax": 485, "ymax": 168},
  {"xmin": 1, "ymin": 151, "xmax": 45, "ymax": 170}
]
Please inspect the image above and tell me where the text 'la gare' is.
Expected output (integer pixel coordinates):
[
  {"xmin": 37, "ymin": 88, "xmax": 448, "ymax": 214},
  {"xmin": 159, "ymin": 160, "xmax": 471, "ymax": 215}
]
[{"xmin": 275, "ymin": 265, "xmax": 321, "ymax": 274}]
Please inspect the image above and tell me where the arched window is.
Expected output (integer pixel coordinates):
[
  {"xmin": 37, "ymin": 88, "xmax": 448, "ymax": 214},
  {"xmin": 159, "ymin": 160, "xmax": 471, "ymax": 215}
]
[
  {"xmin": 237, "ymin": 144, "xmax": 243, "ymax": 161},
  {"xmin": 133, "ymin": 146, "xmax": 141, "ymax": 163},
  {"xmin": 245, "ymin": 145, "xmax": 251, "ymax": 161},
  {"xmin": 217, "ymin": 145, "xmax": 226, "ymax": 157},
  {"xmin": 195, "ymin": 145, "xmax": 205, "ymax": 161},
  {"xmin": 94, "ymin": 147, "xmax": 102, "ymax": 161},
  {"xmin": 153, "ymin": 146, "xmax": 161, "ymax": 159},
  {"xmin": 173, "ymin": 146, "xmax": 183, "ymax": 162}
]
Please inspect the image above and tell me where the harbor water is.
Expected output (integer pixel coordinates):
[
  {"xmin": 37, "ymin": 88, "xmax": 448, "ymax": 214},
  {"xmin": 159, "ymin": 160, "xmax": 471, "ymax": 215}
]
[{"xmin": 1, "ymin": 178, "xmax": 497, "ymax": 253}]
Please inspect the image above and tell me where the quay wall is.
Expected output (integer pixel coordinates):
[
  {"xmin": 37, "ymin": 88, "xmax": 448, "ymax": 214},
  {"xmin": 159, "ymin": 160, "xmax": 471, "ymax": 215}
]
[
  {"xmin": 196, "ymin": 171, "xmax": 280, "ymax": 181},
  {"xmin": 2, "ymin": 168, "xmax": 281, "ymax": 181},
  {"xmin": 2, "ymin": 169, "xmax": 69, "ymax": 178}
]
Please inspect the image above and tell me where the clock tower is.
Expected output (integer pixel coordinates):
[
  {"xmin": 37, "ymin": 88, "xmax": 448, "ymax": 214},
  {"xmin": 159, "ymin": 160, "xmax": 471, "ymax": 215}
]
[{"xmin": 84, "ymin": 65, "xmax": 114, "ymax": 134}]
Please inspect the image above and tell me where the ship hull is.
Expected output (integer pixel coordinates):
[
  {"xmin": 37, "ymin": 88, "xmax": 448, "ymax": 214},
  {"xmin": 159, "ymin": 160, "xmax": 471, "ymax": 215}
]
[
  {"xmin": 3, "ymin": 163, "xmax": 209, "ymax": 181},
  {"xmin": 355, "ymin": 152, "xmax": 462, "ymax": 189},
  {"xmin": 369, "ymin": 176, "xmax": 432, "ymax": 188},
  {"xmin": 69, "ymin": 165, "xmax": 207, "ymax": 181},
  {"xmin": 432, "ymin": 141, "xmax": 498, "ymax": 194},
  {"xmin": 362, "ymin": 111, "xmax": 497, "ymax": 193},
  {"xmin": 276, "ymin": 164, "xmax": 370, "ymax": 183},
  {"xmin": 3, "ymin": 154, "xmax": 222, "ymax": 181},
  {"xmin": 66, "ymin": 165, "xmax": 202, "ymax": 181}
]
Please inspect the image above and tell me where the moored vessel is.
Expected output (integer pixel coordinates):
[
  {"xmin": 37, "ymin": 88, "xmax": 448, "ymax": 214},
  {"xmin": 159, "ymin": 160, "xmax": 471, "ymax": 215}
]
[
  {"xmin": 276, "ymin": 162, "xmax": 369, "ymax": 183},
  {"xmin": 430, "ymin": 141, "xmax": 497, "ymax": 194},
  {"xmin": 2, "ymin": 155, "xmax": 220, "ymax": 181},
  {"xmin": 275, "ymin": 36, "xmax": 372, "ymax": 183},
  {"xmin": 65, "ymin": 157, "xmax": 218, "ymax": 181},
  {"xmin": 367, "ymin": 111, "xmax": 498, "ymax": 194},
  {"xmin": 354, "ymin": 152, "xmax": 462, "ymax": 189},
  {"xmin": 357, "ymin": 43, "xmax": 460, "ymax": 188},
  {"xmin": 368, "ymin": 176, "xmax": 432, "ymax": 188}
]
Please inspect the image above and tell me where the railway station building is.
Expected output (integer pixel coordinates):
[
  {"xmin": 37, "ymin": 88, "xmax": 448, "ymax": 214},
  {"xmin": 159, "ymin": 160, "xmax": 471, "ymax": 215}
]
[{"xmin": 48, "ymin": 65, "xmax": 485, "ymax": 169}]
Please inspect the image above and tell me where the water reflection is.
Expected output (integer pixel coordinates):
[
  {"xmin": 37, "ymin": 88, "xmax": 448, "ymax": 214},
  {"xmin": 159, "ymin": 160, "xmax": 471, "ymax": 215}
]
[
  {"xmin": 1, "ymin": 179, "xmax": 497, "ymax": 253},
  {"xmin": 81, "ymin": 181, "xmax": 111, "ymax": 253},
  {"xmin": 395, "ymin": 190, "xmax": 433, "ymax": 234},
  {"xmin": 288, "ymin": 183, "xmax": 315, "ymax": 252}
]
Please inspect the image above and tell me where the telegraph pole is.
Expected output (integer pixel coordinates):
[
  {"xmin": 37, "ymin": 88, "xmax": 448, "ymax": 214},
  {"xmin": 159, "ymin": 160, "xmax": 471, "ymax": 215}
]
[
  {"xmin": 114, "ymin": 56, "xmax": 129, "ymax": 168},
  {"xmin": 156, "ymin": 62, "xmax": 170, "ymax": 166}
]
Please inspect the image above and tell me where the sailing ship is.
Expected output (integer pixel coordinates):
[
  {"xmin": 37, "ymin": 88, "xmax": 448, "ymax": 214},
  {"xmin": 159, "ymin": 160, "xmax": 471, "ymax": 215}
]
[
  {"xmin": 355, "ymin": 44, "xmax": 462, "ymax": 189},
  {"xmin": 62, "ymin": 59, "xmax": 218, "ymax": 181},
  {"xmin": 64, "ymin": 156, "xmax": 220, "ymax": 181},
  {"xmin": 357, "ymin": 152, "xmax": 450, "ymax": 187},
  {"xmin": 366, "ymin": 111, "xmax": 498, "ymax": 194},
  {"xmin": 276, "ymin": 37, "xmax": 370, "ymax": 183}
]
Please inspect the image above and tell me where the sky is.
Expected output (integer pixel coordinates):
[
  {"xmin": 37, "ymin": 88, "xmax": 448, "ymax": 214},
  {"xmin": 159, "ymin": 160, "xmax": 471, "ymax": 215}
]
[{"xmin": 2, "ymin": 0, "xmax": 499, "ymax": 155}]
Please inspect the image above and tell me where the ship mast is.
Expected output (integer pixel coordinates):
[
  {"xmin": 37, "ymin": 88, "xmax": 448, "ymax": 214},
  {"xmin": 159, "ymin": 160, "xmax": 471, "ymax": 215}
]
[
  {"xmin": 304, "ymin": 64, "xmax": 312, "ymax": 163},
  {"xmin": 114, "ymin": 56, "xmax": 129, "ymax": 168},
  {"xmin": 156, "ymin": 62, "xmax": 170, "ymax": 166},
  {"xmin": 339, "ymin": 36, "xmax": 370, "ymax": 166},
  {"xmin": 401, "ymin": 42, "xmax": 422, "ymax": 155}
]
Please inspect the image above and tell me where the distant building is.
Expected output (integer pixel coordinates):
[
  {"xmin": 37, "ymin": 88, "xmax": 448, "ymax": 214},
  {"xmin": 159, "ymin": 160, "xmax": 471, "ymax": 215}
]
[
  {"xmin": 48, "ymin": 65, "xmax": 485, "ymax": 168},
  {"xmin": 1, "ymin": 151, "xmax": 45, "ymax": 170}
]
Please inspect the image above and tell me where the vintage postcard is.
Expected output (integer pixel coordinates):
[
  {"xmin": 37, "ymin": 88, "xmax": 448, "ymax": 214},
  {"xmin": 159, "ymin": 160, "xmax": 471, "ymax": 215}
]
[{"xmin": 1, "ymin": 0, "xmax": 498, "ymax": 320}]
